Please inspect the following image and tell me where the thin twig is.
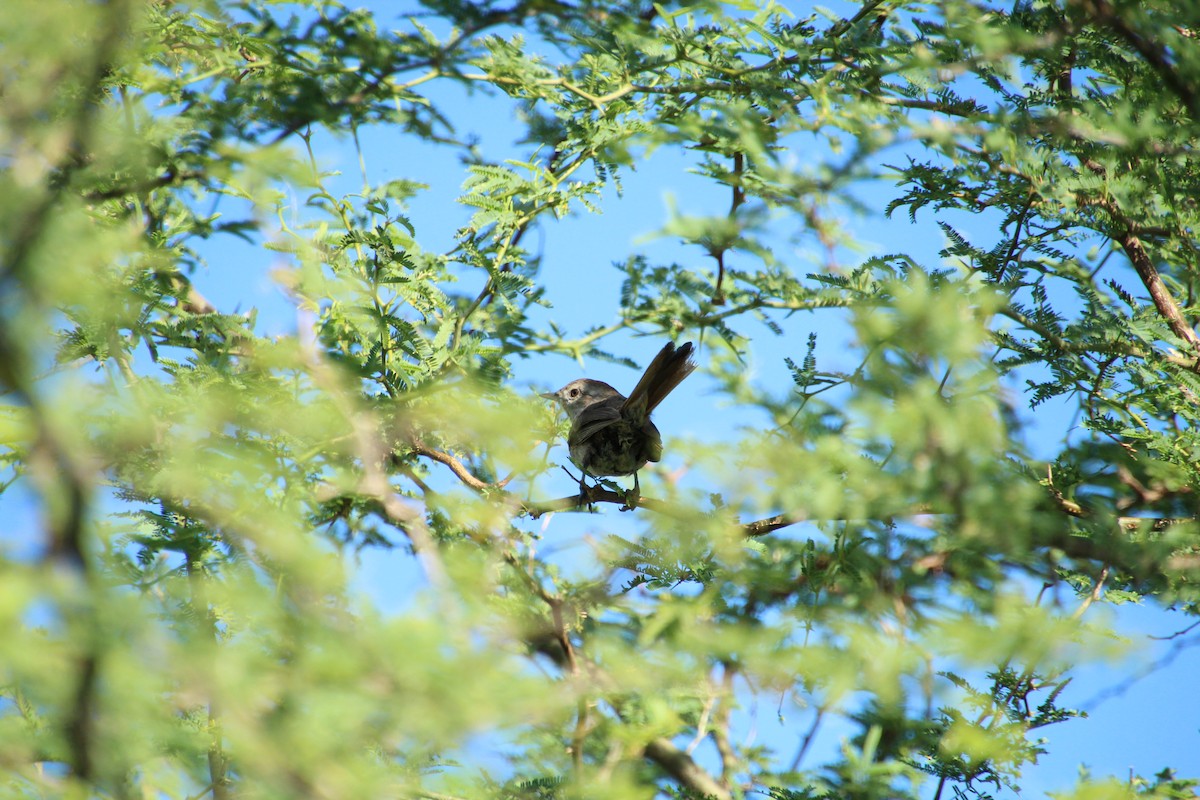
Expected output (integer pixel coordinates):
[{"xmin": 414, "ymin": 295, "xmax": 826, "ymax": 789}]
[
  {"xmin": 410, "ymin": 439, "xmax": 494, "ymax": 492},
  {"xmin": 1071, "ymin": 565, "xmax": 1110, "ymax": 619},
  {"xmin": 788, "ymin": 707, "xmax": 825, "ymax": 773},
  {"xmin": 305, "ymin": 352, "xmax": 450, "ymax": 590},
  {"xmin": 1149, "ymin": 619, "xmax": 1200, "ymax": 641},
  {"xmin": 686, "ymin": 691, "xmax": 717, "ymax": 755}
]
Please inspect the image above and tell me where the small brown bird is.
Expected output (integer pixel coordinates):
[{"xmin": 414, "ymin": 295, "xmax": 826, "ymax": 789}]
[{"xmin": 541, "ymin": 341, "xmax": 697, "ymax": 499}]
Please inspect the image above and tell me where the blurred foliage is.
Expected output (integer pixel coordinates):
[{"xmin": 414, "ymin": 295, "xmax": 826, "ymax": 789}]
[{"xmin": 1, "ymin": 0, "xmax": 1199, "ymax": 798}]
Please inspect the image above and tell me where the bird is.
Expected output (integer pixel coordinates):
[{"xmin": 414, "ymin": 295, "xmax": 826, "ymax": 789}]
[{"xmin": 541, "ymin": 341, "xmax": 696, "ymax": 503}]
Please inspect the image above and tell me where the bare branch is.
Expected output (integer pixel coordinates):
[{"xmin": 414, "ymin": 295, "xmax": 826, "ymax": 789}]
[
  {"xmin": 643, "ymin": 738, "xmax": 732, "ymax": 800},
  {"xmin": 1115, "ymin": 228, "xmax": 1200, "ymax": 355},
  {"xmin": 409, "ymin": 440, "xmax": 495, "ymax": 492},
  {"xmin": 1072, "ymin": 565, "xmax": 1111, "ymax": 619}
]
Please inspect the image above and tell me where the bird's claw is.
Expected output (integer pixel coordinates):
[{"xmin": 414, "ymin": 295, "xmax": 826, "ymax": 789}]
[
  {"xmin": 576, "ymin": 475, "xmax": 600, "ymax": 510},
  {"xmin": 620, "ymin": 473, "xmax": 643, "ymax": 511}
]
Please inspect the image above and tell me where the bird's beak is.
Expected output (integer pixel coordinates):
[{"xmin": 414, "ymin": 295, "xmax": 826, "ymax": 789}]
[{"xmin": 539, "ymin": 391, "xmax": 558, "ymax": 400}]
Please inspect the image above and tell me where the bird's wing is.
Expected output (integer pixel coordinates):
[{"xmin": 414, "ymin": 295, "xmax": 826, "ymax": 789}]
[
  {"xmin": 643, "ymin": 421, "xmax": 662, "ymax": 463},
  {"xmin": 568, "ymin": 400, "xmax": 623, "ymax": 446}
]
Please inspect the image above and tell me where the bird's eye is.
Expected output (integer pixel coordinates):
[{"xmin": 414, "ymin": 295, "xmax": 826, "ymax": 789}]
[{"xmin": 568, "ymin": 388, "xmax": 580, "ymax": 398}]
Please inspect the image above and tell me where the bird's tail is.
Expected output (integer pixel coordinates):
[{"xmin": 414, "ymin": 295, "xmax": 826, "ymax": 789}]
[{"xmin": 623, "ymin": 341, "xmax": 697, "ymax": 420}]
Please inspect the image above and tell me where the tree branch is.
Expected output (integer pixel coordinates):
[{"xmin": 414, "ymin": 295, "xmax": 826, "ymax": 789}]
[
  {"xmin": 82, "ymin": 168, "xmax": 206, "ymax": 202},
  {"xmin": 1076, "ymin": 0, "xmax": 1199, "ymax": 119},
  {"xmin": 504, "ymin": 545, "xmax": 732, "ymax": 800},
  {"xmin": 409, "ymin": 439, "xmax": 495, "ymax": 492},
  {"xmin": 643, "ymin": 738, "xmax": 732, "ymax": 800},
  {"xmin": 1114, "ymin": 227, "xmax": 1200, "ymax": 355},
  {"xmin": 711, "ymin": 664, "xmax": 738, "ymax": 788},
  {"xmin": 406, "ymin": 438, "xmax": 697, "ymax": 516},
  {"xmin": 184, "ymin": 556, "xmax": 231, "ymax": 800},
  {"xmin": 739, "ymin": 503, "xmax": 1195, "ymax": 539}
]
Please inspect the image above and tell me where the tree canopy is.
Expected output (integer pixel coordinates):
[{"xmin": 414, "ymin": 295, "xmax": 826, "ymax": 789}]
[{"xmin": 2, "ymin": 0, "xmax": 1199, "ymax": 798}]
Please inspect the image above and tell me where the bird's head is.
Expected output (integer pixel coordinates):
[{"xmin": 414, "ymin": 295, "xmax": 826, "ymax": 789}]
[{"xmin": 540, "ymin": 378, "xmax": 621, "ymax": 422}]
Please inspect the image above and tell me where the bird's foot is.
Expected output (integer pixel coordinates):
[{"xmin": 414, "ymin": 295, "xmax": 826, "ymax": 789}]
[
  {"xmin": 577, "ymin": 474, "xmax": 601, "ymax": 510},
  {"xmin": 620, "ymin": 473, "xmax": 643, "ymax": 511},
  {"xmin": 559, "ymin": 466, "xmax": 598, "ymax": 510}
]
